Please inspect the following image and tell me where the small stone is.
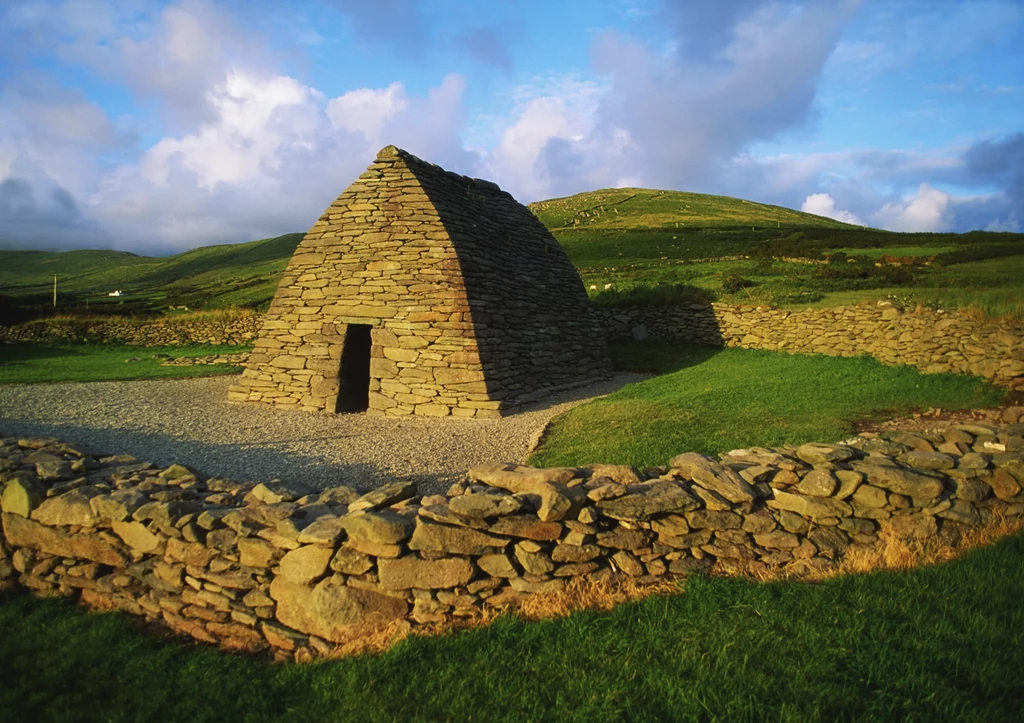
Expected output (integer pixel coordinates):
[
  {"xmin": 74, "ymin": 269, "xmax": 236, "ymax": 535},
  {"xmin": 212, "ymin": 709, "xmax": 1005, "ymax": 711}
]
[
  {"xmin": 886, "ymin": 514, "xmax": 938, "ymax": 539},
  {"xmin": 238, "ymin": 538, "xmax": 280, "ymax": 568},
  {"xmin": 477, "ymin": 553, "xmax": 519, "ymax": 578},
  {"xmin": 418, "ymin": 505, "xmax": 488, "ymax": 529},
  {"xmin": 378, "ymin": 556, "xmax": 474, "ymax": 590},
  {"xmin": 278, "ymin": 545, "xmax": 334, "ymax": 585},
  {"xmin": 595, "ymin": 528, "xmax": 650, "ymax": 550},
  {"xmin": 1, "ymin": 475, "xmax": 45, "ymax": 518},
  {"xmin": 89, "ymin": 489, "xmax": 149, "ymax": 522},
  {"xmin": 611, "ymin": 550, "xmax": 643, "ymax": 576},
  {"xmin": 795, "ymin": 444, "xmax": 856, "ymax": 465},
  {"xmin": 795, "ymin": 469, "xmax": 838, "ymax": 497},
  {"xmin": 551, "ymin": 543, "xmax": 601, "ymax": 563},
  {"xmin": 514, "ymin": 546, "xmax": 554, "ymax": 575},
  {"xmin": 753, "ymin": 530, "xmax": 800, "ymax": 549},
  {"xmin": 685, "ymin": 509, "xmax": 742, "ymax": 530},
  {"xmin": 767, "ymin": 490, "xmax": 852, "ymax": 520},
  {"xmin": 348, "ymin": 481, "xmax": 417, "ymax": 511},
  {"xmin": 31, "ymin": 488, "xmax": 101, "ymax": 527},
  {"xmin": 448, "ymin": 493, "xmax": 522, "ymax": 518},
  {"xmin": 339, "ymin": 510, "xmax": 413, "ymax": 545},
  {"xmin": 111, "ymin": 521, "xmax": 162, "ymax": 553},
  {"xmin": 898, "ymin": 451, "xmax": 955, "ymax": 470},
  {"xmin": 330, "ymin": 547, "xmax": 374, "ymax": 575},
  {"xmin": 296, "ymin": 516, "xmax": 346, "ymax": 545},
  {"xmin": 597, "ymin": 481, "xmax": 699, "ymax": 521},
  {"xmin": 251, "ymin": 480, "xmax": 313, "ymax": 504},
  {"xmin": 408, "ymin": 518, "xmax": 508, "ymax": 555},
  {"xmin": 669, "ymin": 453, "xmax": 756, "ymax": 503},
  {"xmin": 488, "ymin": 515, "xmax": 562, "ymax": 540}
]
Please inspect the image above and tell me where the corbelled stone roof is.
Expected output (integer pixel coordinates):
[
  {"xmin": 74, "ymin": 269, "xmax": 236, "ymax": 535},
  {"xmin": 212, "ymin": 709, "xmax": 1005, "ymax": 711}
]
[{"xmin": 229, "ymin": 146, "xmax": 611, "ymax": 416}]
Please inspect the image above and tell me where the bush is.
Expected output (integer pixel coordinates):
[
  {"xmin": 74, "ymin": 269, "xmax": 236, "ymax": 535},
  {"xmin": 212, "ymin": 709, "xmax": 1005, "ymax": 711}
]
[{"xmin": 588, "ymin": 283, "xmax": 715, "ymax": 308}]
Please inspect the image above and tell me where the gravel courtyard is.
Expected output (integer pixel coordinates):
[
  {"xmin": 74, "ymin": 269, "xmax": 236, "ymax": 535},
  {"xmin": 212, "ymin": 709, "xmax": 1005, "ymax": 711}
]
[{"xmin": 0, "ymin": 373, "xmax": 644, "ymax": 495}]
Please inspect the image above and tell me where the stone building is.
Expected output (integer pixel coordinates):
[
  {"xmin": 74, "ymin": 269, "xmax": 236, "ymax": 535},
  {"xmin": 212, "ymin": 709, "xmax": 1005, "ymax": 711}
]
[{"xmin": 228, "ymin": 146, "xmax": 611, "ymax": 418}]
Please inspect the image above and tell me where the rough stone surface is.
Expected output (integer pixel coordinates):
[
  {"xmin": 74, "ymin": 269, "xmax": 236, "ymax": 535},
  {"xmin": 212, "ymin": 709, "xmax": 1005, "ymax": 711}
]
[
  {"xmin": 230, "ymin": 145, "xmax": 612, "ymax": 416},
  {"xmin": 0, "ymin": 420, "xmax": 1020, "ymax": 662}
]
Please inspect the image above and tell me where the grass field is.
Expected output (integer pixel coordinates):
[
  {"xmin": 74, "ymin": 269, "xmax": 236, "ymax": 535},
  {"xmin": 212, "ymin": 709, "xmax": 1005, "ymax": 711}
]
[
  {"xmin": 0, "ymin": 344, "xmax": 248, "ymax": 384},
  {"xmin": 1, "ymin": 531, "xmax": 1022, "ymax": 722},
  {"xmin": 529, "ymin": 344, "xmax": 1004, "ymax": 468}
]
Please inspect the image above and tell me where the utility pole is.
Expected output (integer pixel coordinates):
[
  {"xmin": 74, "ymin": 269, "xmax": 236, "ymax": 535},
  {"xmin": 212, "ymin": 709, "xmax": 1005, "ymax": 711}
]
[{"xmin": 53, "ymin": 275, "xmax": 57, "ymax": 309}]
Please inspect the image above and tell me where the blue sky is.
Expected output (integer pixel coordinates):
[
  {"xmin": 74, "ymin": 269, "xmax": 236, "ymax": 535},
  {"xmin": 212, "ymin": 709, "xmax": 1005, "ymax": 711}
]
[{"xmin": 1, "ymin": 0, "xmax": 1022, "ymax": 253}]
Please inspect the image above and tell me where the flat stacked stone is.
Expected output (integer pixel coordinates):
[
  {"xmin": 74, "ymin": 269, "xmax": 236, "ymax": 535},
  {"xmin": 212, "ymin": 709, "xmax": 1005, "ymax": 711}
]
[
  {"xmin": 228, "ymin": 145, "xmax": 612, "ymax": 417},
  {"xmin": 596, "ymin": 302, "xmax": 1024, "ymax": 390},
  {"xmin": 1, "ymin": 417, "xmax": 1021, "ymax": 661}
]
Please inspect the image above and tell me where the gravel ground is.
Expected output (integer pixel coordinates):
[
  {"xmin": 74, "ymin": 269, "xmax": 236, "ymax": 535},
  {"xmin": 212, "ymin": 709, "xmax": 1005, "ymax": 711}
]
[{"xmin": 0, "ymin": 373, "xmax": 645, "ymax": 495}]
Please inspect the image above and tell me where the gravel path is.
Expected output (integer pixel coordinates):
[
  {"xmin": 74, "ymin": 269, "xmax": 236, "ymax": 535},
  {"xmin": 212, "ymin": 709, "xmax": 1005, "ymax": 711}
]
[{"xmin": 0, "ymin": 373, "xmax": 645, "ymax": 495}]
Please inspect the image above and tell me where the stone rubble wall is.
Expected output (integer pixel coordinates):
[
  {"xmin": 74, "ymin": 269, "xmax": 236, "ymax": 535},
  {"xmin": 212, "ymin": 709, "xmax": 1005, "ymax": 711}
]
[
  {"xmin": 229, "ymin": 146, "xmax": 611, "ymax": 417},
  {"xmin": 2, "ymin": 413, "xmax": 1022, "ymax": 662},
  {"xmin": 596, "ymin": 302, "xmax": 1024, "ymax": 389},
  {"xmin": 0, "ymin": 316, "xmax": 262, "ymax": 347}
]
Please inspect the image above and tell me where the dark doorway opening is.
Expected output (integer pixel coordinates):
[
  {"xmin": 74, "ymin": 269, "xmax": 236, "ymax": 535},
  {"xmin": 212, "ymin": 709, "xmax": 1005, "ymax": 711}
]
[{"xmin": 336, "ymin": 324, "xmax": 372, "ymax": 413}]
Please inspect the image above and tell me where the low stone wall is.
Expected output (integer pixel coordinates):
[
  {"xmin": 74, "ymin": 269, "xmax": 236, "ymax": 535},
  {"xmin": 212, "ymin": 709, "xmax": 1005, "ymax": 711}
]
[
  {"xmin": 0, "ymin": 316, "xmax": 262, "ymax": 347},
  {"xmin": 2, "ymin": 416, "xmax": 1022, "ymax": 661},
  {"xmin": 596, "ymin": 302, "xmax": 1024, "ymax": 389}
]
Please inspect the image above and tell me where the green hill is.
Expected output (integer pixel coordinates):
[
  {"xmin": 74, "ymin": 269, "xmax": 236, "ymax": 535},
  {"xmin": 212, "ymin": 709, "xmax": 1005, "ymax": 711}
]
[
  {"xmin": 529, "ymin": 187, "xmax": 853, "ymax": 232},
  {"xmin": 1, "ymin": 187, "xmax": 1022, "ymax": 322},
  {"xmin": 0, "ymin": 233, "xmax": 303, "ymax": 319}
]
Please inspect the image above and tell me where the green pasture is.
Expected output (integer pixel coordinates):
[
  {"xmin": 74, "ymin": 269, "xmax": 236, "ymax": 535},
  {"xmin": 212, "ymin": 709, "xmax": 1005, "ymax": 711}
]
[
  {"xmin": 0, "ymin": 343, "xmax": 248, "ymax": 384},
  {"xmin": 529, "ymin": 344, "xmax": 1004, "ymax": 468}
]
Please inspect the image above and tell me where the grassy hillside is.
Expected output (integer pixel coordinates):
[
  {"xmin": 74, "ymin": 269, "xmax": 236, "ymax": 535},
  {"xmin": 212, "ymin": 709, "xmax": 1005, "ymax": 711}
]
[
  {"xmin": 529, "ymin": 188, "xmax": 1024, "ymax": 316},
  {"xmin": 2, "ymin": 186, "xmax": 1023, "ymax": 322},
  {"xmin": 0, "ymin": 234, "xmax": 302, "ymax": 320}
]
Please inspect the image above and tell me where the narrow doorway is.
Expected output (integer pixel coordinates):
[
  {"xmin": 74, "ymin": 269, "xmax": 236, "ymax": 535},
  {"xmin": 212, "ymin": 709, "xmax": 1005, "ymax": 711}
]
[{"xmin": 335, "ymin": 324, "xmax": 372, "ymax": 413}]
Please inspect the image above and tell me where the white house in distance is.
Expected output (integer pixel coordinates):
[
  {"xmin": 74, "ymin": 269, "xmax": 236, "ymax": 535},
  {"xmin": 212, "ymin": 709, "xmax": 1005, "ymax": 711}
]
[{"xmin": 108, "ymin": 290, "xmax": 123, "ymax": 297}]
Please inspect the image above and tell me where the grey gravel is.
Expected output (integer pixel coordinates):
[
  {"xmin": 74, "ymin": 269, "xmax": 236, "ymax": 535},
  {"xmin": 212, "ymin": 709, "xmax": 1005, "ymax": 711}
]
[{"xmin": 0, "ymin": 373, "xmax": 646, "ymax": 495}]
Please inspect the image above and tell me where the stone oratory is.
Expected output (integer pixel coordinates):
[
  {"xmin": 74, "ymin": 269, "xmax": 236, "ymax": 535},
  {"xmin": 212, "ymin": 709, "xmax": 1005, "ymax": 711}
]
[{"xmin": 229, "ymin": 146, "xmax": 612, "ymax": 417}]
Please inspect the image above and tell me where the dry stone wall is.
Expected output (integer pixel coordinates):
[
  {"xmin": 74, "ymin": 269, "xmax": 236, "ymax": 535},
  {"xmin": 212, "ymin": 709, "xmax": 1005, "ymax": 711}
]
[
  {"xmin": 2, "ymin": 413, "xmax": 1022, "ymax": 661},
  {"xmin": 597, "ymin": 302, "xmax": 1024, "ymax": 389},
  {"xmin": 0, "ymin": 316, "xmax": 262, "ymax": 347},
  {"xmin": 229, "ymin": 146, "xmax": 611, "ymax": 417}
]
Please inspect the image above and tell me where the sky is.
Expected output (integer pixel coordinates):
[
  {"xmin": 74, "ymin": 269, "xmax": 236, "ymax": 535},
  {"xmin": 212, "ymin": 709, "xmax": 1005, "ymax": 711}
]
[{"xmin": 0, "ymin": 0, "xmax": 1022, "ymax": 254}]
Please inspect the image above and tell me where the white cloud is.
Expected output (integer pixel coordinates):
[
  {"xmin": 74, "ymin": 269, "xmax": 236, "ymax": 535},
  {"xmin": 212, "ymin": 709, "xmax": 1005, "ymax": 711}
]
[
  {"xmin": 872, "ymin": 183, "xmax": 952, "ymax": 232},
  {"xmin": 326, "ymin": 83, "xmax": 410, "ymax": 141},
  {"xmin": 801, "ymin": 193, "xmax": 864, "ymax": 225}
]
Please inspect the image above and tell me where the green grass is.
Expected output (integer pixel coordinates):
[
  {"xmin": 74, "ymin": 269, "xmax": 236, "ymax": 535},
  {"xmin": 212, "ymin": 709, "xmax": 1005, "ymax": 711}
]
[
  {"xmin": 529, "ymin": 344, "xmax": 1004, "ymax": 468},
  {"xmin": 0, "ymin": 343, "xmax": 249, "ymax": 384},
  {"xmin": 1, "ymin": 531, "xmax": 1023, "ymax": 722},
  {"xmin": 0, "ymin": 233, "xmax": 302, "ymax": 319}
]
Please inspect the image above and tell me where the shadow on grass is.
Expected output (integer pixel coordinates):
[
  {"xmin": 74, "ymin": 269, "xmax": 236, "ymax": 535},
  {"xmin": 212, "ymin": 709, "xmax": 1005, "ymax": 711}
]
[
  {"xmin": 609, "ymin": 341, "xmax": 723, "ymax": 375},
  {"xmin": 0, "ymin": 344, "xmax": 90, "ymax": 364}
]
